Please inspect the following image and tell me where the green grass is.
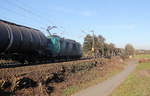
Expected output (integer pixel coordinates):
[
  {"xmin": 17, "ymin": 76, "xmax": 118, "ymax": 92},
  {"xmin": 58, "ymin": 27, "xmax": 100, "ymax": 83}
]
[
  {"xmin": 110, "ymin": 62, "xmax": 150, "ymax": 96},
  {"xmin": 136, "ymin": 62, "xmax": 150, "ymax": 70},
  {"xmin": 63, "ymin": 86, "xmax": 79, "ymax": 96},
  {"xmin": 134, "ymin": 54, "xmax": 150, "ymax": 59}
]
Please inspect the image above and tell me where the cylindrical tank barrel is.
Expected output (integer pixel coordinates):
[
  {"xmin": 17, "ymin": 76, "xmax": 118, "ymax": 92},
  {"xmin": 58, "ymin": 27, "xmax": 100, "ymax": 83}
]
[{"xmin": 0, "ymin": 20, "xmax": 47, "ymax": 53}]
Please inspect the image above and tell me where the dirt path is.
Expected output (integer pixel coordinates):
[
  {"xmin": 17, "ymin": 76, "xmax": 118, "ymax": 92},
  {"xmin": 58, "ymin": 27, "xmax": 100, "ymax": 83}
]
[{"xmin": 73, "ymin": 60, "xmax": 137, "ymax": 96}]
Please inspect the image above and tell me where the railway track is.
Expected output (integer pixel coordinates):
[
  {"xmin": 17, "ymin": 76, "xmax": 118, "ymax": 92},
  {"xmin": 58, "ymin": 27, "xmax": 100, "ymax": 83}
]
[
  {"xmin": 0, "ymin": 60, "xmax": 24, "ymax": 68},
  {"xmin": 0, "ymin": 57, "xmax": 94, "ymax": 68}
]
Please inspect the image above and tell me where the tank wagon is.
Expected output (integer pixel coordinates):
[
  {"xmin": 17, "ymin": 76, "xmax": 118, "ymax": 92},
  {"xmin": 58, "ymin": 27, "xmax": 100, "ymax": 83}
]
[{"xmin": 0, "ymin": 20, "xmax": 82, "ymax": 63}]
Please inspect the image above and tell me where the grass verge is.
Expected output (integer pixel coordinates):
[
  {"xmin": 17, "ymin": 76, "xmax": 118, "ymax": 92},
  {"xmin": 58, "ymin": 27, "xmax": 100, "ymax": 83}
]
[{"xmin": 110, "ymin": 62, "xmax": 150, "ymax": 96}]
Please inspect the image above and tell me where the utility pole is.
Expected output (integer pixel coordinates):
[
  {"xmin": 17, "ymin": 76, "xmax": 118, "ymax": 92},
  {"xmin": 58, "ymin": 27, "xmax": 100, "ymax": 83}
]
[
  {"xmin": 81, "ymin": 30, "xmax": 96, "ymax": 57},
  {"xmin": 91, "ymin": 30, "xmax": 95, "ymax": 57}
]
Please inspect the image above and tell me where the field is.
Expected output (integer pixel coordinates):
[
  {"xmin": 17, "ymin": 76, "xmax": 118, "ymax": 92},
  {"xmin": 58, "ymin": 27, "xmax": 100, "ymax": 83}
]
[
  {"xmin": 134, "ymin": 54, "xmax": 150, "ymax": 59},
  {"xmin": 110, "ymin": 54, "xmax": 150, "ymax": 96},
  {"xmin": 0, "ymin": 57, "xmax": 126, "ymax": 96}
]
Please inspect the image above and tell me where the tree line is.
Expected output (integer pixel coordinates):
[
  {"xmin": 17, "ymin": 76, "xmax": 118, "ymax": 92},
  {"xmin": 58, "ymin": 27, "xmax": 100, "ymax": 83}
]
[{"xmin": 82, "ymin": 34, "xmax": 135, "ymax": 58}]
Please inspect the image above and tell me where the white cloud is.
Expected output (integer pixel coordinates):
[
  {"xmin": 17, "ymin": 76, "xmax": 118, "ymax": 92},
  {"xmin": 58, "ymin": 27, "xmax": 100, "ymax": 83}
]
[
  {"xmin": 98, "ymin": 24, "xmax": 136, "ymax": 30},
  {"xmin": 80, "ymin": 11, "xmax": 94, "ymax": 17}
]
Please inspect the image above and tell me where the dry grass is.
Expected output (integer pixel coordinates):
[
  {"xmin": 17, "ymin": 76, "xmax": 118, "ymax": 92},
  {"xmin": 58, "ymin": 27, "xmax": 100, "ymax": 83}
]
[{"xmin": 0, "ymin": 57, "xmax": 126, "ymax": 96}]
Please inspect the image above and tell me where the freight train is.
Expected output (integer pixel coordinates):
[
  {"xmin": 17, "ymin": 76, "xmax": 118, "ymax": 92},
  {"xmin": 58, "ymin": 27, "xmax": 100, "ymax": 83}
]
[{"xmin": 0, "ymin": 20, "xmax": 82, "ymax": 63}]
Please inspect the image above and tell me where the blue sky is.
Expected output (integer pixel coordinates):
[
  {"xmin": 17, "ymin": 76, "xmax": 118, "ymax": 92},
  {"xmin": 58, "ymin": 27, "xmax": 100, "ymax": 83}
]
[{"xmin": 0, "ymin": 0, "xmax": 150, "ymax": 49}]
